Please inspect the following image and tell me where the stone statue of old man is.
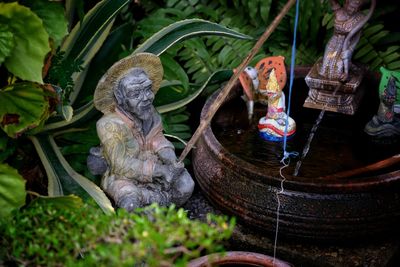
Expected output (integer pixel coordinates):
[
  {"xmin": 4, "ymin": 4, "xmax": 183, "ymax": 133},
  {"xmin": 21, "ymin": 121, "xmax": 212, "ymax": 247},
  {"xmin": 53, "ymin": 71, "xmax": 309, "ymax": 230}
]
[{"xmin": 88, "ymin": 53, "xmax": 194, "ymax": 211}]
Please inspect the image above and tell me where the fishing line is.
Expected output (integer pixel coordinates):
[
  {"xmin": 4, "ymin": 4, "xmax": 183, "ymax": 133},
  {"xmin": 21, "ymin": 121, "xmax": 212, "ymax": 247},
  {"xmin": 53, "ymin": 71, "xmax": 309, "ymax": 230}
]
[{"xmin": 273, "ymin": 0, "xmax": 300, "ymax": 263}]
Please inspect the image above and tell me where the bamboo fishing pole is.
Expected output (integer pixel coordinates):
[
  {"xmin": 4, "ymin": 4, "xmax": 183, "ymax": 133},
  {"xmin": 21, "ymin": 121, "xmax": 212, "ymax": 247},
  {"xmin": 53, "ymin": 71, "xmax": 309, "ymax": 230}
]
[{"xmin": 178, "ymin": 0, "xmax": 297, "ymax": 162}]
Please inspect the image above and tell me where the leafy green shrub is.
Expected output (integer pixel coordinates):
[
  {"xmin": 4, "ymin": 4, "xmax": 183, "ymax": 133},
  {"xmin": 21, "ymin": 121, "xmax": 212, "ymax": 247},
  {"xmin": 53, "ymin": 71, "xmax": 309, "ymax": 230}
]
[{"xmin": 0, "ymin": 201, "xmax": 235, "ymax": 266}]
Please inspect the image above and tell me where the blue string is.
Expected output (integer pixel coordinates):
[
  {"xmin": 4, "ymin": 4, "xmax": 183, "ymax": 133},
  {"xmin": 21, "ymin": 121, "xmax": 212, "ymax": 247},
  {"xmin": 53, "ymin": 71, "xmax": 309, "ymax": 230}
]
[{"xmin": 280, "ymin": 0, "xmax": 300, "ymax": 164}]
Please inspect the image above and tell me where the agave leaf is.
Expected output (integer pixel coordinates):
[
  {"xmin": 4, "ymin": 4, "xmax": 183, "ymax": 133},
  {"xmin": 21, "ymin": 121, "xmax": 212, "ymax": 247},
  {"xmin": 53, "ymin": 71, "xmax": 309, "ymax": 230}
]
[
  {"xmin": 61, "ymin": 0, "xmax": 131, "ymax": 104},
  {"xmin": 74, "ymin": 22, "xmax": 135, "ymax": 107},
  {"xmin": 65, "ymin": 0, "xmax": 85, "ymax": 30},
  {"xmin": 61, "ymin": 0, "xmax": 130, "ymax": 61},
  {"xmin": 30, "ymin": 135, "xmax": 114, "ymax": 214},
  {"xmin": 0, "ymin": 163, "xmax": 26, "ymax": 217},
  {"xmin": 134, "ymin": 19, "xmax": 252, "ymax": 56},
  {"xmin": 156, "ymin": 69, "xmax": 232, "ymax": 114}
]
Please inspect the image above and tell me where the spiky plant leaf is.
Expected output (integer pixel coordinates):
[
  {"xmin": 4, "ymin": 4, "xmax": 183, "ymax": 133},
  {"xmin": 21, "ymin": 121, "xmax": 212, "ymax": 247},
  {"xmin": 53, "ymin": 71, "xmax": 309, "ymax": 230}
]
[
  {"xmin": 30, "ymin": 135, "xmax": 114, "ymax": 214},
  {"xmin": 134, "ymin": 19, "xmax": 252, "ymax": 55},
  {"xmin": 74, "ymin": 22, "xmax": 135, "ymax": 107},
  {"xmin": 60, "ymin": 0, "xmax": 131, "ymax": 104}
]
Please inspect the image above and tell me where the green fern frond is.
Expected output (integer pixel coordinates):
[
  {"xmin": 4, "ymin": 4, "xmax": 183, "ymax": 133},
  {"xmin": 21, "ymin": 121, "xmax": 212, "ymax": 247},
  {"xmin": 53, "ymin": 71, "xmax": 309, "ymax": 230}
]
[
  {"xmin": 45, "ymin": 51, "xmax": 83, "ymax": 104},
  {"xmin": 355, "ymin": 23, "xmax": 400, "ymax": 71}
]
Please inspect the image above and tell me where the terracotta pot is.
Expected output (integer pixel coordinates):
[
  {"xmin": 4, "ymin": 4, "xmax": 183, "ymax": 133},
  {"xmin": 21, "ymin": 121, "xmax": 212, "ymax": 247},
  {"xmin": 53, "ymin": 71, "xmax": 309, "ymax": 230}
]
[
  {"xmin": 188, "ymin": 251, "xmax": 292, "ymax": 267},
  {"xmin": 192, "ymin": 67, "xmax": 400, "ymax": 241}
]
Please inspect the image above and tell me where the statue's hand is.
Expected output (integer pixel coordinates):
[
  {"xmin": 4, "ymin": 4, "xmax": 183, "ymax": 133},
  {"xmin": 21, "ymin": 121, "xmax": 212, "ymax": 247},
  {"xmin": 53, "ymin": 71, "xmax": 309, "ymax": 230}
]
[
  {"xmin": 165, "ymin": 161, "xmax": 184, "ymax": 183},
  {"xmin": 172, "ymin": 160, "xmax": 184, "ymax": 171}
]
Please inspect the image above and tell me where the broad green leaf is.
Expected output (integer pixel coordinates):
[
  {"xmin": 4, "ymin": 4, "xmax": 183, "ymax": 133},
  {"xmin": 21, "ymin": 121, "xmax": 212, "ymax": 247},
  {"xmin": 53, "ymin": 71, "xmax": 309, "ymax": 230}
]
[
  {"xmin": 25, "ymin": 0, "xmax": 68, "ymax": 46},
  {"xmin": 0, "ymin": 82, "xmax": 56, "ymax": 138},
  {"xmin": 62, "ymin": 0, "xmax": 130, "ymax": 104},
  {"xmin": 0, "ymin": 2, "xmax": 50, "ymax": 83},
  {"xmin": 134, "ymin": 19, "xmax": 252, "ymax": 56},
  {"xmin": 0, "ymin": 24, "xmax": 14, "ymax": 64},
  {"xmin": 156, "ymin": 69, "xmax": 232, "ymax": 114},
  {"xmin": 30, "ymin": 135, "xmax": 114, "ymax": 214},
  {"xmin": 0, "ymin": 163, "xmax": 26, "ymax": 217}
]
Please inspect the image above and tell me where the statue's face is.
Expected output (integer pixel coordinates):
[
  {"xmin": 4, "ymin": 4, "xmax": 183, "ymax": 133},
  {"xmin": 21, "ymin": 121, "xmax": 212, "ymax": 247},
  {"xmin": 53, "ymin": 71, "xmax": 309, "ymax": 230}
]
[{"xmin": 119, "ymin": 71, "xmax": 154, "ymax": 120}]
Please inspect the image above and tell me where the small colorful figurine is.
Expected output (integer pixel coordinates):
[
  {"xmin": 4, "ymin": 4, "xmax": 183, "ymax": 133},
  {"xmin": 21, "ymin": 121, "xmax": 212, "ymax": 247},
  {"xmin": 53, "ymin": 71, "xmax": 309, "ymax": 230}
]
[
  {"xmin": 364, "ymin": 68, "xmax": 400, "ymax": 138},
  {"xmin": 257, "ymin": 69, "xmax": 296, "ymax": 141},
  {"xmin": 237, "ymin": 56, "xmax": 296, "ymax": 142},
  {"xmin": 237, "ymin": 56, "xmax": 287, "ymax": 119}
]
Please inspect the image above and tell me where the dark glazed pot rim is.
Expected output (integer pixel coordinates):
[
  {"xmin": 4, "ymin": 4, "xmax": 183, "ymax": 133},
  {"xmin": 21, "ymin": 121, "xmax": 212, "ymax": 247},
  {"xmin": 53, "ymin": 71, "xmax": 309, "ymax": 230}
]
[
  {"xmin": 188, "ymin": 251, "xmax": 292, "ymax": 267},
  {"xmin": 198, "ymin": 67, "xmax": 400, "ymax": 192}
]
